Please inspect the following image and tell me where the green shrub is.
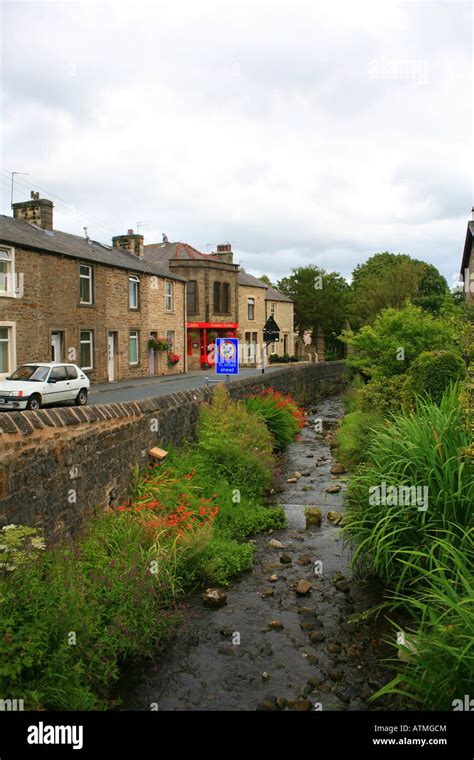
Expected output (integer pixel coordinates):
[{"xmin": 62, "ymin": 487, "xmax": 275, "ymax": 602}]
[
  {"xmin": 401, "ymin": 350, "xmax": 468, "ymax": 410},
  {"xmin": 335, "ymin": 410, "xmax": 384, "ymax": 466},
  {"xmin": 358, "ymin": 374, "xmax": 406, "ymax": 416},
  {"xmin": 246, "ymin": 388, "xmax": 303, "ymax": 451},
  {"xmin": 198, "ymin": 384, "xmax": 274, "ymax": 496},
  {"xmin": 187, "ymin": 538, "xmax": 255, "ymax": 586},
  {"xmin": 341, "ymin": 303, "xmax": 458, "ymax": 380},
  {"xmin": 0, "ymin": 513, "xmax": 184, "ymax": 710},
  {"xmin": 344, "ymin": 386, "xmax": 473, "ymax": 589}
]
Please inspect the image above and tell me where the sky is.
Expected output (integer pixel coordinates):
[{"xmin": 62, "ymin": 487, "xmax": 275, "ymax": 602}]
[{"xmin": 0, "ymin": 0, "xmax": 472, "ymax": 286}]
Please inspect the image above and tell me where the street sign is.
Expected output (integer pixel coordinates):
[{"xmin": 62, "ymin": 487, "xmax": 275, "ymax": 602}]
[
  {"xmin": 263, "ymin": 315, "xmax": 280, "ymax": 344},
  {"xmin": 215, "ymin": 337, "xmax": 239, "ymax": 375}
]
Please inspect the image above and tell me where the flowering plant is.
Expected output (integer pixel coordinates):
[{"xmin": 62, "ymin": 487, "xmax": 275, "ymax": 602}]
[
  {"xmin": 246, "ymin": 387, "xmax": 305, "ymax": 450},
  {"xmin": 148, "ymin": 337, "xmax": 172, "ymax": 352},
  {"xmin": 167, "ymin": 352, "xmax": 181, "ymax": 366}
]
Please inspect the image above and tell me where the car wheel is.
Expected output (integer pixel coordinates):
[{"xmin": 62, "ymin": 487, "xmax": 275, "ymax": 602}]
[
  {"xmin": 75, "ymin": 388, "xmax": 88, "ymax": 406},
  {"xmin": 26, "ymin": 394, "xmax": 41, "ymax": 411}
]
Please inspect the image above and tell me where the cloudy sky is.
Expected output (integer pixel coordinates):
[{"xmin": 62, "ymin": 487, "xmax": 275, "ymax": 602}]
[{"xmin": 1, "ymin": 0, "xmax": 472, "ymax": 285}]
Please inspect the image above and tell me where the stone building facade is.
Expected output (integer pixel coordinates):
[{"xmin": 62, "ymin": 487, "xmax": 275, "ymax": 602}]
[{"xmin": 0, "ymin": 195, "xmax": 187, "ymax": 383}]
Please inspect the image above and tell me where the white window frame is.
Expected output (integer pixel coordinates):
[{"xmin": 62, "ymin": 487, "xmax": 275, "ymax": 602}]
[
  {"xmin": 0, "ymin": 322, "xmax": 16, "ymax": 378},
  {"xmin": 80, "ymin": 330, "xmax": 94, "ymax": 370},
  {"xmin": 129, "ymin": 275, "xmax": 140, "ymax": 310},
  {"xmin": 247, "ymin": 297, "xmax": 255, "ymax": 321},
  {"xmin": 0, "ymin": 246, "xmax": 18, "ymax": 298},
  {"xmin": 79, "ymin": 264, "xmax": 93, "ymax": 305},
  {"xmin": 270, "ymin": 302, "xmax": 277, "ymax": 318},
  {"xmin": 129, "ymin": 330, "xmax": 139, "ymax": 365},
  {"xmin": 165, "ymin": 280, "xmax": 173, "ymax": 311},
  {"xmin": 166, "ymin": 330, "xmax": 175, "ymax": 347}
]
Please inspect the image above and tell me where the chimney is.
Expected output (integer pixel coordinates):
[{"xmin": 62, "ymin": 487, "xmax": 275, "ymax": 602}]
[
  {"xmin": 112, "ymin": 228, "xmax": 144, "ymax": 258},
  {"xmin": 12, "ymin": 191, "xmax": 54, "ymax": 230},
  {"xmin": 214, "ymin": 242, "xmax": 233, "ymax": 264}
]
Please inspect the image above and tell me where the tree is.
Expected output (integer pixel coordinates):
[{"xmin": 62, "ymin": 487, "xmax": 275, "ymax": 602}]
[
  {"xmin": 258, "ymin": 274, "xmax": 274, "ymax": 287},
  {"xmin": 341, "ymin": 303, "xmax": 459, "ymax": 381},
  {"xmin": 349, "ymin": 252, "xmax": 448, "ymax": 329},
  {"xmin": 277, "ymin": 266, "xmax": 350, "ymax": 352}
]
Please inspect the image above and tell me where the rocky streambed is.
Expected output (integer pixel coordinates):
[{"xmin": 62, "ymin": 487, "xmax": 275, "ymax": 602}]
[{"xmin": 116, "ymin": 395, "xmax": 396, "ymax": 711}]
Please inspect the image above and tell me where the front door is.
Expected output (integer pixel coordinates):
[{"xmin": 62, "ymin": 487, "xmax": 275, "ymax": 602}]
[
  {"xmin": 51, "ymin": 332, "xmax": 63, "ymax": 362},
  {"xmin": 107, "ymin": 333, "xmax": 115, "ymax": 382}
]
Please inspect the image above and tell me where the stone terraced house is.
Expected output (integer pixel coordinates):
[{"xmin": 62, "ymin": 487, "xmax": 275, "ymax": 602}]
[
  {"xmin": 461, "ymin": 207, "xmax": 474, "ymax": 302},
  {"xmin": 0, "ymin": 194, "xmax": 187, "ymax": 383}
]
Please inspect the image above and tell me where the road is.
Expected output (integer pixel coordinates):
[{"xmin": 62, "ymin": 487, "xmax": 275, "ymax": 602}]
[{"xmin": 88, "ymin": 366, "xmax": 283, "ymax": 405}]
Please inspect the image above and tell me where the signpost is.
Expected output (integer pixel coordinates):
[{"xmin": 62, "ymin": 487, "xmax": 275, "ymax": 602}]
[
  {"xmin": 215, "ymin": 337, "xmax": 239, "ymax": 382},
  {"xmin": 261, "ymin": 316, "xmax": 280, "ymax": 373}
]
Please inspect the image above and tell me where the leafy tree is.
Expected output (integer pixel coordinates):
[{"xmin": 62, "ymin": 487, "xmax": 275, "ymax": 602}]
[
  {"xmin": 341, "ymin": 303, "xmax": 459, "ymax": 380},
  {"xmin": 258, "ymin": 274, "xmax": 274, "ymax": 287},
  {"xmin": 277, "ymin": 266, "xmax": 350, "ymax": 351},
  {"xmin": 349, "ymin": 252, "xmax": 448, "ymax": 328}
]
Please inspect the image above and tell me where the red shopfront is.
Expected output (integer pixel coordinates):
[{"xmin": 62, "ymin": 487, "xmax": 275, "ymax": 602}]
[{"xmin": 186, "ymin": 322, "xmax": 239, "ymax": 370}]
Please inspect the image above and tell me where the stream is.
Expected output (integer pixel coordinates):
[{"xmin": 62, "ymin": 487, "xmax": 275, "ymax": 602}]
[{"xmin": 116, "ymin": 395, "xmax": 395, "ymax": 711}]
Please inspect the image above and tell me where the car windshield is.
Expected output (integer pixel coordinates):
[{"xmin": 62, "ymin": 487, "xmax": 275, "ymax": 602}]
[{"xmin": 8, "ymin": 365, "xmax": 50, "ymax": 382}]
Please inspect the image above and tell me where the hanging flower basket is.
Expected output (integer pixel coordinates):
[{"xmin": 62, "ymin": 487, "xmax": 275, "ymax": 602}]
[
  {"xmin": 167, "ymin": 352, "xmax": 181, "ymax": 366},
  {"xmin": 148, "ymin": 337, "xmax": 172, "ymax": 352}
]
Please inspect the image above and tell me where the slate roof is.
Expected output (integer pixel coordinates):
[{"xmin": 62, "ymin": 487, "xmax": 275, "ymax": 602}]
[
  {"xmin": 238, "ymin": 270, "xmax": 268, "ymax": 289},
  {"xmin": 0, "ymin": 215, "xmax": 186, "ymax": 281},
  {"xmin": 144, "ymin": 241, "xmax": 220, "ymax": 266},
  {"xmin": 265, "ymin": 285, "xmax": 293, "ymax": 303}
]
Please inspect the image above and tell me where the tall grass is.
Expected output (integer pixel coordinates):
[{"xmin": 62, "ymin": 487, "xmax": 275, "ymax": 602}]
[
  {"xmin": 344, "ymin": 386, "xmax": 473, "ymax": 588},
  {"xmin": 372, "ymin": 531, "xmax": 474, "ymax": 709}
]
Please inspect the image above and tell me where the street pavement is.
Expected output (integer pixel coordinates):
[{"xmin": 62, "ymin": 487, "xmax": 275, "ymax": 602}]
[{"xmin": 88, "ymin": 365, "xmax": 283, "ymax": 405}]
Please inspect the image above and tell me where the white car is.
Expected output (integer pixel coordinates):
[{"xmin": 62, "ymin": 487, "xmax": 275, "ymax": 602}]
[{"xmin": 0, "ymin": 363, "xmax": 90, "ymax": 411}]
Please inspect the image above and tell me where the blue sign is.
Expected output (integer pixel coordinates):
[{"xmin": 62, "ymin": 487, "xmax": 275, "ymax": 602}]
[{"xmin": 215, "ymin": 338, "xmax": 239, "ymax": 375}]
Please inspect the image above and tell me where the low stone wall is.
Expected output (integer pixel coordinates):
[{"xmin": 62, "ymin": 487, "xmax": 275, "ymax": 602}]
[{"xmin": 0, "ymin": 361, "xmax": 347, "ymax": 538}]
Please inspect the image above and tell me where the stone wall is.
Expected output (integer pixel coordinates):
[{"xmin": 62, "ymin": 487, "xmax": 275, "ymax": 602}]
[{"xmin": 0, "ymin": 362, "xmax": 347, "ymax": 539}]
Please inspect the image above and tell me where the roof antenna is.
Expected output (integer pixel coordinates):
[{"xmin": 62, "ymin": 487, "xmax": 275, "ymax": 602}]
[{"xmin": 83, "ymin": 226, "xmax": 90, "ymax": 241}]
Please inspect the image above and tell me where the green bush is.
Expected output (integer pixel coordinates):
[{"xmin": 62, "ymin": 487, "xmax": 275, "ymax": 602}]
[
  {"xmin": 335, "ymin": 410, "xmax": 384, "ymax": 466},
  {"xmin": 187, "ymin": 538, "xmax": 255, "ymax": 586},
  {"xmin": 246, "ymin": 388, "xmax": 303, "ymax": 451},
  {"xmin": 341, "ymin": 303, "xmax": 458, "ymax": 380},
  {"xmin": 198, "ymin": 384, "xmax": 274, "ymax": 496},
  {"xmin": 401, "ymin": 350, "xmax": 468, "ymax": 409},
  {"xmin": 358, "ymin": 374, "xmax": 406, "ymax": 416},
  {"xmin": 344, "ymin": 386, "xmax": 473, "ymax": 589},
  {"xmin": 0, "ymin": 512, "xmax": 184, "ymax": 710}
]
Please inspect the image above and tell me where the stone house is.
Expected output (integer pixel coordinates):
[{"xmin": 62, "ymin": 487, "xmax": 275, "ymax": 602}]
[
  {"xmin": 144, "ymin": 241, "xmax": 240, "ymax": 370},
  {"xmin": 264, "ymin": 285, "xmax": 295, "ymax": 359},
  {"xmin": 238, "ymin": 271, "xmax": 268, "ymax": 365},
  {"xmin": 0, "ymin": 194, "xmax": 187, "ymax": 383},
  {"xmin": 461, "ymin": 207, "xmax": 474, "ymax": 302}
]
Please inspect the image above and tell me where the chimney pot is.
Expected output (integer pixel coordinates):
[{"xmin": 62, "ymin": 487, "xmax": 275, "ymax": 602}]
[
  {"xmin": 112, "ymin": 230, "xmax": 144, "ymax": 258},
  {"xmin": 128, "ymin": 228, "xmax": 134, "ymax": 235}
]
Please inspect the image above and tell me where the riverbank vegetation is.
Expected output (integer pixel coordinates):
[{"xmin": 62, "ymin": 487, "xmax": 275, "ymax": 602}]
[
  {"xmin": 0, "ymin": 384, "xmax": 303, "ymax": 710},
  {"xmin": 339, "ymin": 300, "xmax": 473, "ymax": 710}
]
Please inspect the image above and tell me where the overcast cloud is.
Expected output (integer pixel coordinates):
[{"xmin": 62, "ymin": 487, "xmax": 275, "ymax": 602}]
[{"xmin": 0, "ymin": 0, "xmax": 472, "ymax": 284}]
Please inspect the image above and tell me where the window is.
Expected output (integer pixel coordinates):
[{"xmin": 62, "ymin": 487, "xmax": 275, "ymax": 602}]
[
  {"xmin": 66, "ymin": 366, "xmax": 78, "ymax": 379},
  {"xmin": 247, "ymin": 297, "xmax": 255, "ymax": 320},
  {"xmin": 80, "ymin": 330, "xmax": 93, "ymax": 369},
  {"xmin": 244, "ymin": 331, "xmax": 258, "ymax": 362},
  {"xmin": 129, "ymin": 330, "xmax": 139, "ymax": 364},
  {"xmin": 50, "ymin": 366, "xmax": 68, "ymax": 381},
  {"xmin": 0, "ymin": 248, "xmax": 13, "ymax": 295},
  {"xmin": 213, "ymin": 282, "xmax": 231, "ymax": 313},
  {"xmin": 129, "ymin": 276, "xmax": 140, "ymax": 309},
  {"xmin": 222, "ymin": 283, "xmax": 230, "ymax": 313},
  {"xmin": 187, "ymin": 280, "xmax": 197, "ymax": 313},
  {"xmin": 166, "ymin": 330, "xmax": 175, "ymax": 347},
  {"xmin": 79, "ymin": 264, "xmax": 93, "ymax": 304},
  {"xmin": 0, "ymin": 326, "xmax": 13, "ymax": 374},
  {"xmin": 165, "ymin": 281, "xmax": 173, "ymax": 311},
  {"xmin": 270, "ymin": 302, "xmax": 276, "ymax": 318}
]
